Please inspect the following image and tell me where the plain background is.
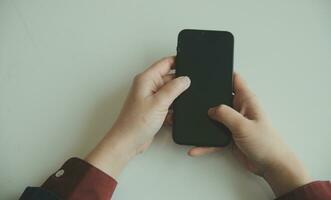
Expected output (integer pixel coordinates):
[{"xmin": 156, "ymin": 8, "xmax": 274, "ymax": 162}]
[{"xmin": 1, "ymin": 0, "xmax": 330, "ymax": 199}]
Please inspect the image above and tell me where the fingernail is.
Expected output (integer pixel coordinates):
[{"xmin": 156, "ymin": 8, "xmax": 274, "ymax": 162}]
[
  {"xmin": 181, "ymin": 76, "xmax": 190, "ymax": 82},
  {"xmin": 208, "ymin": 107, "xmax": 216, "ymax": 116},
  {"xmin": 180, "ymin": 76, "xmax": 191, "ymax": 87}
]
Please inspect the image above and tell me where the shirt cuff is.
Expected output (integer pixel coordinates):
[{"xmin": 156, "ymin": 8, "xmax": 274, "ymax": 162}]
[
  {"xmin": 41, "ymin": 157, "xmax": 117, "ymax": 200},
  {"xmin": 276, "ymin": 181, "xmax": 331, "ymax": 200}
]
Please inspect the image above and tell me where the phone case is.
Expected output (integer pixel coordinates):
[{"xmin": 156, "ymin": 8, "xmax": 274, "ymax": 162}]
[{"xmin": 173, "ymin": 29, "xmax": 234, "ymax": 147}]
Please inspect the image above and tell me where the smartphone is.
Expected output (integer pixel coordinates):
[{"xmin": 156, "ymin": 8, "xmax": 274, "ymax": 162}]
[{"xmin": 173, "ymin": 29, "xmax": 234, "ymax": 147}]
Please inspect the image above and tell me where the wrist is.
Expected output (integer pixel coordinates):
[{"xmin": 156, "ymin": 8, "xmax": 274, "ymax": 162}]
[
  {"xmin": 263, "ymin": 151, "xmax": 311, "ymax": 197},
  {"xmin": 85, "ymin": 130, "xmax": 136, "ymax": 179}
]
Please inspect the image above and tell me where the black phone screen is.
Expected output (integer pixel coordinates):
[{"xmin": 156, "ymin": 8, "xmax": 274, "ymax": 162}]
[{"xmin": 173, "ymin": 29, "xmax": 234, "ymax": 147}]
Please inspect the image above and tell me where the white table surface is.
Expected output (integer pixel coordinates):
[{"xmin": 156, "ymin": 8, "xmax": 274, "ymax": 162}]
[{"xmin": 1, "ymin": 0, "xmax": 330, "ymax": 199}]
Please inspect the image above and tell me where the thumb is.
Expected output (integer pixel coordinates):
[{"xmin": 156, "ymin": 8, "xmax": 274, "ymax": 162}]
[
  {"xmin": 208, "ymin": 104, "xmax": 249, "ymax": 134},
  {"xmin": 154, "ymin": 76, "xmax": 191, "ymax": 106}
]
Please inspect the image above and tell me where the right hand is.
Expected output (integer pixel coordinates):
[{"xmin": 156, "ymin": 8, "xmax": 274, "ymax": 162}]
[{"xmin": 188, "ymin": 73, "xmax": 311, "ymax": 197}]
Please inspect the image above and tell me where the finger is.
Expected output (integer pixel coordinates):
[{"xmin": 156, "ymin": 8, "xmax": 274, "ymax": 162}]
[
  {"xmin": 151, "ymin": 74, "xmax": 176, "ymax": 94},
  {"xmin": 134, "ymin": 57, "xmax": 176, "ymax": 96},
  {"xmin": 188, "ymin": 147, "xmax": 222, "ymax": 157},
  {"xmin": 163, "ymin": 111, "xmax": 173, "ymax": 126},
  {"xmin": 233, "ymin": 72, "xmax": 258, "ymax": 102},
  {"xmin": 233, "ymin": 72, "xmax": 247, "ymax": 94},
  {"xmin": 162, "ymin": 74, "xmax": 175, "ymax": 84},
  {"xmin": 233, "ymin": 73, "xmax": 264, "ymax": 119},
  {"xmin": 144, "ymin": 56, "xmax": 175, "ymax": 77},
  {"xmin": 208, "ymin": 104, "xmax": 249, "ymax": 134},
  {"xmin": 154, "ymin": 76, "xmax": 191, "ymax": 106}
]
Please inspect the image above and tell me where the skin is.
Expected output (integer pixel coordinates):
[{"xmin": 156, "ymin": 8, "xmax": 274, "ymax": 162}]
[{"xmin": 86, "ymin": 56, "xmax": 311, "ymax": 197}]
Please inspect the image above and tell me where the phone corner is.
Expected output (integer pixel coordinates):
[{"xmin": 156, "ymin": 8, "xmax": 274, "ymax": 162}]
[
  {"xmin": 172, "ymin": 129, "xmax": 186, "ymax": 145},
  {"xmin": 223, "ymin": 31, "xmax": 234, "ymax": 42},
  {"xmin": 178, "ymin": 29, "xmax": 188, "ymax": 38},
  {"xmin": 171, "ymin": 130, "xmax": 181, "ymax": 145}
]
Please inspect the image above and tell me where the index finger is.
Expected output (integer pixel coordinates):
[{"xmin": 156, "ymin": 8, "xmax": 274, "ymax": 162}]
[{"xmin": 143, "ymin": 56, "xmax": 176, "ymax": 77}]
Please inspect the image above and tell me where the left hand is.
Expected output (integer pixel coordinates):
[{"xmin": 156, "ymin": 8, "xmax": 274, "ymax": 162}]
[{"xmin": 86, "ymin": 57, "xmax": 190, "ymax": 178}]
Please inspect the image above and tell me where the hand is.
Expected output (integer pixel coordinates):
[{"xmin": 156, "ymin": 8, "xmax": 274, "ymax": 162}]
[
  {"xmin": 86, "ymin": 57, "xmax": 190, "ymax": 179},
  {"xmin": 188, "ymin": 73, "xmax": 311, "ymax": 197}
]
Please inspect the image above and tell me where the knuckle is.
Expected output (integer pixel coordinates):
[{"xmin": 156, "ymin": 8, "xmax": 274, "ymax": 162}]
[
  {"xmin": 133, "ymin": 73, "xmax": 145, "ymax": 83},
  {"xmin": 161, "ymin": 56, "xmax": 174, "ymax": 67},
  {"xmin": 153, "ymin": 57, "xmax": 168, "ymax": 66},
  {"xmin": 161, "ymin": 56, "xmax": 168, "ymax": 62},
  {"xmin": 165, "ymin": 56, "xmax": 174, "ymax": 64}
]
